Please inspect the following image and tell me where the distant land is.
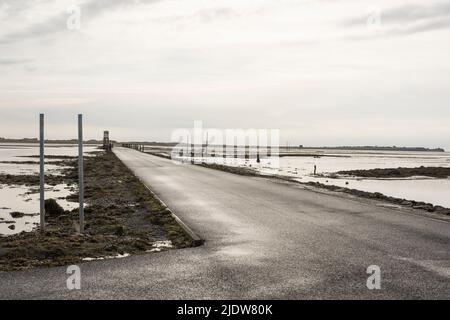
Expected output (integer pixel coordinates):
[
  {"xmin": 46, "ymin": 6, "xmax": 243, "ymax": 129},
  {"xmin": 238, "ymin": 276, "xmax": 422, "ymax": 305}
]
[
  {"xmin": 0, "ymin": 138, "xmax": 115, "ymax": 144},
  {"xmin": 298, "ymin": 146, "xmax": 445, "ymax": 152},
  {"xmin": 120, "ymin": 142, "xmax": 447, "ymax": 152},
  {"xmin": 0, "ymin": 138, "xmax": 446, "ymax": 152}
]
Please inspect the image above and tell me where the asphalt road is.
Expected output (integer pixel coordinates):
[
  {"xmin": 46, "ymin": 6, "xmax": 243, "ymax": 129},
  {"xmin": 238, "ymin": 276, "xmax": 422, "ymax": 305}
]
[{"xmin": 1, "ymin": 148, "xmax": 449, "ymax": 299}]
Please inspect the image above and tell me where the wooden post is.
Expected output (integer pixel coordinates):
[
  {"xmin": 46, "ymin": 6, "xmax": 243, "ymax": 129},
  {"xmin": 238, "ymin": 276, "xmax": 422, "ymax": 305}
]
[
  {"xmin": 257, "ymin": 145, "xmax": 260, "ymax": 163},
  {"xmin": 314, "ymin": 165, "xmax": 317, "ymax": 176},
  {"xmin": 39, "ymin": 114, "xmax": 45, "ymax": 232},
  {"xmin": 205, "ymin": 132, "xmax": 208, "ymax": 161}
]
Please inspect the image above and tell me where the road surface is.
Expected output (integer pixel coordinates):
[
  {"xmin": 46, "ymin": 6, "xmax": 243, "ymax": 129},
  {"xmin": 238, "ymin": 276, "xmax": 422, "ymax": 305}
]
[{"xmin": 1, "ymin": 148, "xmax": 449, "ymax": 299}]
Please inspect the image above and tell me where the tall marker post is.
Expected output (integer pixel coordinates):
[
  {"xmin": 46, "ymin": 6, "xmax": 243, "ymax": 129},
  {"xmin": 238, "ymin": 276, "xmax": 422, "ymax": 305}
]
[
  {"xmin": 78, "ymin": 114, "xmax": 85, "ymax": 234},
  {"xmin": 39, "ymin": 114, "xmax": 45, "ymax": 232}
]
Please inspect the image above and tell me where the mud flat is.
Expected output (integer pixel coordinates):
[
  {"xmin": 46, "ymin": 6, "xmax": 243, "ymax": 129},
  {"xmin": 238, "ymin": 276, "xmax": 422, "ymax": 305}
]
[
  {"xmin": 0, "ymin": 150, "xmax": 194, "ymax": 271},
  {"xmin": 300, "ymin": 181, "xmax": 450, "ymax": 216},
  {"xmin": 336, "ymin": 166, "xmax": 450, "ymax": 179}
]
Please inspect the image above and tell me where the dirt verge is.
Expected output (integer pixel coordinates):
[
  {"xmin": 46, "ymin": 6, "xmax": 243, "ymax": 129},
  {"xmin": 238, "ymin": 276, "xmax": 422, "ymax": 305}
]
[{"xmin": 0, "ymin": 150, "xmax": 195, "ymax": 271}]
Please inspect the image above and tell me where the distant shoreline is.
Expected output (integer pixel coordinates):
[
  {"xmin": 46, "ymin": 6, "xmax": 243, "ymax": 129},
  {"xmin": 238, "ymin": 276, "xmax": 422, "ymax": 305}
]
[
  {"xmin": 299, "ymin": 146, "xmax": 445, "ymax": 152},
  {"xmin": 0, "ymin": 139, "xmax": 446, "ymax": 152},
  {"xmin": 0, "ymin": 138, "xmax": 108, "ymax": 145}
]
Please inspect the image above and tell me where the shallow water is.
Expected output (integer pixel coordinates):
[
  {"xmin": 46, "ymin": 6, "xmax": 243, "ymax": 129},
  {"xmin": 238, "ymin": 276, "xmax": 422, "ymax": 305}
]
[
  {"xmin": 0, "ymin": 184, "xmax": 78, "ymax": 235},
  {"xmin": 0, "ymin": 143, "xmax": 98, "ymax": 236},
  {"xmin": 278, "ymin": 151, "xmax": 450, "ymax": 175},
  {"xmin": 265, "ymin": 151, "xmax": 450, "ymax": 208},
  {"xmin": 295, "ymin": 176, "xmax": 450, "ymax": 208},
  {"xmin": 0, "ymin": 162, "xmax": 66, "ymax": 175}
]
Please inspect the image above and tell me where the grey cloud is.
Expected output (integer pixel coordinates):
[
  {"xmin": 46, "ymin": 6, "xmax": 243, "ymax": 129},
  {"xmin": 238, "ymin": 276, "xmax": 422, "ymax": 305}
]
[
  {"xmin": 197, "ymin": 7, "xmax": 238, "ymax": 23},
  {"xmin": 0, "ymin": 0, "xmax": 160, "ymax": 45},
  {"xmin": 399, "ymin": 17, "xmax": 450, "ymax": 35},
  {"xmin": 0, "ymin": 58, "xmax": 32, "ymax": 65},
  {"xmin": 0, "ymin": 0, "xmax": 51, "ymax": 16},
  {"xmin": 344, "ymin": 17, "xmax": 450, "ymax": 41},
  {"xmin": 151, "ymin": 7, "xmax": 240, "ymax": 25},
  {"xmin": 343, "ymin": 1, "xmax": 450, "ymax": 36},
  {"xmin": 381, "ymin": 2, "xmax": 450, "ymax": 23}
]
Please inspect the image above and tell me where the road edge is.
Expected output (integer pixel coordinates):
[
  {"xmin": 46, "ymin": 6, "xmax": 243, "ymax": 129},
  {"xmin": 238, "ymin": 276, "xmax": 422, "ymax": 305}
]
[{"xmin": 142, "ymin": 184, "xmax": 204, "ymax": 247}]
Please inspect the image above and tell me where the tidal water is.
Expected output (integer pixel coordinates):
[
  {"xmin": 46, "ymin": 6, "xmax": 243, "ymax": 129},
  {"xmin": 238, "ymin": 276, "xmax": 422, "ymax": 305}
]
[
  {"xmin": 260, "ymin": 150, "xmax": 450, "ymax": 208},
  {"xmin": 189, "ymin": 148, "xmax": 450, "ymax": 208},
  {"xmin": 0, "ymin": 143, "xmax": 97, "ymax": 235}
]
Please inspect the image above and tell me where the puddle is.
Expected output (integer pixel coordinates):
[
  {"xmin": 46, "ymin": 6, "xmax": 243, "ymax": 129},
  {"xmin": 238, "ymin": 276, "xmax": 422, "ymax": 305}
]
[
  {"xmin": 0, "ymin": 163, "xmax": 66, "ymax": 175},
  {"xmin": 82, "ymin": 253, "xmax": 130, "ymax": 262},
  {"xmin": 0, "ymin": 144, "xmax": 99, "ymax": 176},
  {"xmin": 0, "ymin": 143, "xmax": 99, "ymax": 236},
  {"xmin": 146, "ymin": 240, "xmax": 173, "ymax": 252},
  {"xmin": 0, "ymin": 184, "xmax": 79, "ymax": 236}
]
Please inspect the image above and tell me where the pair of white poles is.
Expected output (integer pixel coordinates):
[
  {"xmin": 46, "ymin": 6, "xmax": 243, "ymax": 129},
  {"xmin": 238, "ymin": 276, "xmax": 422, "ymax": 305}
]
[{"xmin": 39, "ymin": 114, "xmax": 84, "ymax": 233}]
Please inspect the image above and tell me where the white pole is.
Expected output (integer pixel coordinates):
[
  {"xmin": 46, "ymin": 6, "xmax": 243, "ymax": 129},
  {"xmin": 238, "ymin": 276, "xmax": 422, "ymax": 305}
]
[
  {"xmin": 78, "ymin": 114, "xmax": 84, "ymax": 234},
  {"xmin": 39, "ymin": 114, "xmax": 45, "ymax": 232}
]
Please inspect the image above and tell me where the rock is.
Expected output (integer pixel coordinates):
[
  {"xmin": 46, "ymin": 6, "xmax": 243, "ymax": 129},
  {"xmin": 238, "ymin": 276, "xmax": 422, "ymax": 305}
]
[
  {"xmin": 8, "ymin": 224, "xmax": 15, "ymax": 230},
  {"xmin": 10, "ymin": 212, "xmax": 25, "ymax": 218},
  {"xmin": 45, "ymin": 199, "xmax": 65, "ymax": 216}
]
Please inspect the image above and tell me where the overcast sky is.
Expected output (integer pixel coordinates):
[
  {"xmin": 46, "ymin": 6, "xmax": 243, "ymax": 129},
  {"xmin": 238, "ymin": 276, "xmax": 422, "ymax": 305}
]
[{"xmin": 1, "ymin": 0, "xmax": 449, "ymax": 148}]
